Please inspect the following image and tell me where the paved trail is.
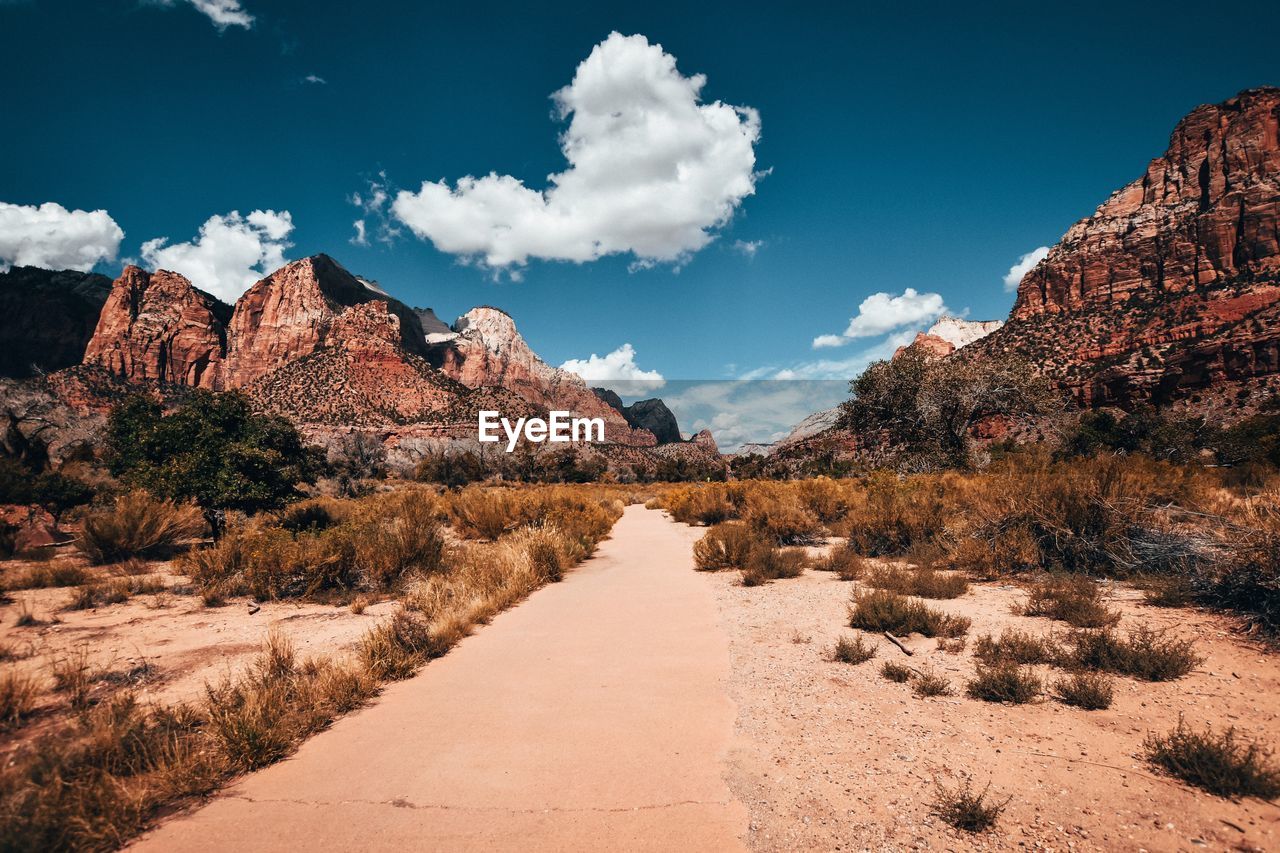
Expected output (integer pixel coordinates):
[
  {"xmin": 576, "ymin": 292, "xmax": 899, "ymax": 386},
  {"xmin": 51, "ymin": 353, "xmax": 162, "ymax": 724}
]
[{"xmin": 133, "ymin": 505, "xmax": 747, "ymax": 852}]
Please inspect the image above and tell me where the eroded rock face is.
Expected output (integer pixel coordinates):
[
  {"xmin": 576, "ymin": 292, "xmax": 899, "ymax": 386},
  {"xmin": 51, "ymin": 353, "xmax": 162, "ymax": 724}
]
[
  {"xmin": 0, "ymin": 267, "xmax": 112, "ymax": 378},
  {"xmin": 82, "ymin": 266, "xmax": 229, "ymax": 388},
  {"xmin": 225, "ymin": 254, "xmax": 428, "ymax": 388},
  {"xmin": 975, "ymin": 87, "xmax": 1280, "ymax": 415},
  {"xmin": 426, "ymin": 307, "xmax": 657, "ymax": 446}
]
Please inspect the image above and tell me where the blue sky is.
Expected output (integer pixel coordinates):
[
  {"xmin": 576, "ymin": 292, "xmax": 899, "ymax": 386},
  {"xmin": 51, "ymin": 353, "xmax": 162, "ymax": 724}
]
[{"xmin": 2, "ymin": 0, "xmax": 1278, "ymax": 397}]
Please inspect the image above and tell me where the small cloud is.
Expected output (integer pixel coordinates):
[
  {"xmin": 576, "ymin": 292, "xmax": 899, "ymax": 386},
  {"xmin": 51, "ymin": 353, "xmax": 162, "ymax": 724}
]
[
  {"xmin": 813, "ymin": 287, "xmax": 947, "ymax": 349},
  {"xmin": 350, "ymin": 220, "xmax": 368, "ymax": 246},
  {"xmin": 1003, "ymin": 246, "xmax": 1050, "ymax": 292},
  {"xmin": 303, "ymin": 74, "xmax": 326, "ymax": 85},
  {"xmin": 140, "ymin": 209, "xmax": 293, "ymax": 302},
  {"xmin": 733, "ymin": 239, "xmax": 763, "ymax": 258},
  {"xmin": 0, "ymin": 201, "xmax": 124, "ymax": 272},
  {"xmin": 560, "ymin": 343, "xmax": 665, "ymax": 395},
  {"xmin": 348, "ymin": 173, "xmax": 400, "ymax": 245},
  {"xmin": 148, "ymin": 0, "xmax": 254, "ymax": 31}
]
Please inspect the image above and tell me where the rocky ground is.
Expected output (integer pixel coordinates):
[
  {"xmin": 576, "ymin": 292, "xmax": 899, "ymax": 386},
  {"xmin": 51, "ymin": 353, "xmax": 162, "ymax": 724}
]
[{"xmin": 700, "ymin": 542, "xmax": 1280, "ymax": 852}]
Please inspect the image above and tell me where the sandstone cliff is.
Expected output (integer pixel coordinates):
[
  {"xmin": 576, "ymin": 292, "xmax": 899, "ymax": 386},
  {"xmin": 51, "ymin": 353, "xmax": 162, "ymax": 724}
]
[
  {"xmin": 973, "ymin": 87, "xmax": 1280, "ymax": 415},
  {"xmin": 82, "ymin": 266, "xmax": 229, "ymax": 389}
]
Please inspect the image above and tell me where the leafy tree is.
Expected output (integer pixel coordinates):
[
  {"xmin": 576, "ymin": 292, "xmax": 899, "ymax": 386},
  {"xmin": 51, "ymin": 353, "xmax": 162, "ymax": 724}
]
[
  {"xmin": 841, "ymin": 350, "xmax": 1059, "ymax": 468},
  {"xmin": 30, "ymin": 472, "xmax": 94, "ymax": 532},
  {"xmin": 105, "ymin": 391, "xmax": 318, "ymax": 536}
]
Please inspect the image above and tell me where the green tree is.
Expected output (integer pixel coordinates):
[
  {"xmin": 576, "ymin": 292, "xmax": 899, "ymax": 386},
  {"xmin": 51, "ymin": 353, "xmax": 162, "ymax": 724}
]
[{"xmin": 105, "ymin": 391, "xmax": 318, "ymax": 537}]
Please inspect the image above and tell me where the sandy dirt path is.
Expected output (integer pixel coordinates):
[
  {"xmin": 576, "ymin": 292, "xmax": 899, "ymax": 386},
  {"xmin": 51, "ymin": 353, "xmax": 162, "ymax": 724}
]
[{"xmin": 131, "ymin": 505, "xmax": 747, "ymax": 852}]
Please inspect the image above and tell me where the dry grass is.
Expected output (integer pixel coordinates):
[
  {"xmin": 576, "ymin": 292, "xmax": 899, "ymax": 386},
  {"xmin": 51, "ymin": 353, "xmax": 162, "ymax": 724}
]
[
  {"xmin": 740, "ymin": 546, "xmax": 807, "ymax": 587},
  {"xmin": 931, "ymin": 780, "xmax": 1008, "ymax": 833},
  {"xmin": 78, "ymin": 490, "xmax": 204, "ymax": 565},
  {"xmin": 693, "ymin": 522, "xmax": 757, "ymax": 572},
  {"xmin": 4, "ymin": 562, "xmax": 89, "ymax": 590},
  {"xmin": 830, "ymin": 634, "xmax": 876, "ymax": 665},
  {"xmin": 1144, "ymin": 719, "xmax": 1280, "ymax": 799},
  {"xmin": 973, "ymin": 628, "xmax": 1062, "ymax": 666},
  {"xmin": 865, "ymin": 563, "xmax": 969, "ymax": 599},
  {"xmin": 0, "ymin": 669, "xmax": 40, "ymax": 730},
  {"xmin": 912, "ymin": 668, "xmax": 953, "ymax": 698},
  {"xmin": 66, "ymin": 576, "xmax": 166, "ymax": 611},
  {"xmin": 1064, "ymin": 626, "xmax": 1202, "ymax": 681},
  {"xmin": 812, "ymin": 545, "xmax": 865, "ymax": 580},
  {"xmin": 848, "ymin": 588, "xmax": 970, "ymax": 638},
  {"xmin": 1019, "ymin": 575, "xmax": 1119, "ymax": 628},
  {"xmin": 1053, "ymin": 671, "xmax": 1115, "ymax": 710},
  {"xmin": 966, "ymin": 663, "xmax": 1043, "ymax": 704},
  {"xmin": 880, "ymin": 660, "xmax": 913, "ymax": 682}
]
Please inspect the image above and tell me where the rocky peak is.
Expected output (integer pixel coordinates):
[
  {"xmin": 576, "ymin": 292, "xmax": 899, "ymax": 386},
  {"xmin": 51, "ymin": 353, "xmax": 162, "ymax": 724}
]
[
  {"xmin": 975, "ymin": 87, "xmax": 1280, "ymax": 414},
  {"xmin": 82, "ymin": 265, "xmax": 229, "ymax": 389},
  {"xmin": 925, "ymin": 317, "xmax": 1003, "ymax": 349},
  {"xmin": 224, "ymin": 254, "xmax": 427, "ymax": 387}
]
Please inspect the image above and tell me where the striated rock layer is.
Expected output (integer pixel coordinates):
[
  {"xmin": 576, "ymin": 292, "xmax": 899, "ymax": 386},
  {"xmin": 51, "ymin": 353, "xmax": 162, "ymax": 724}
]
[
  {"xmin": 82, "ymin": 266, "xmax": 229, "ymax": 389},
  {"xmin": 974, "ymin": 87, "xmax": 1280, "ymax": 415}
]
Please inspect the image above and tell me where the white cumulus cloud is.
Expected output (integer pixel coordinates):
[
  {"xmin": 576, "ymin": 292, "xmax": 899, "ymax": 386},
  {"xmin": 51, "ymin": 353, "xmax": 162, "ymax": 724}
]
[
  {"xmin": 0, "ymin": 201, "xmax": 124, "ymax": 273},
  {"xmin": 560, "ymin": 343, "xmax": 665, "ymax": 395},
  {"xmin": 813, "ymin": 287, "xmax": 947, "ymax": 348},
  {"xmin": 390, "ymin": 32, "xmax": 762, "ymax": 271},
  {"xmin": 140, "ymin": 209, "xmax": 293, "ymax": 303},
  {"xmin": 1003, "ymin": 246, "xmax": 1050, "ymax": 291}
]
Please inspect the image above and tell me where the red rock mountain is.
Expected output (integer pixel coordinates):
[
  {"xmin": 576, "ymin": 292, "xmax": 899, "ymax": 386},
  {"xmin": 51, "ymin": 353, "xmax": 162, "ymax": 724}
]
[
  {"xmin": 82, "ymin": 266, "xmax": 229, "ymax": 389},
  {"xmin": 973, "ymin": 87, "xmax": 1280, "ymax": 415},
  {"xmin": 66, "ymin": 255, "xmax": 671, "ymax": 447}
]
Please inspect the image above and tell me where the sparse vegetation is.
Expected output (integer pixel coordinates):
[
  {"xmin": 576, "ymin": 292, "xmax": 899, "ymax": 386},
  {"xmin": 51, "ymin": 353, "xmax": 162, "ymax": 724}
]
[
  {"xmin": 0, "ymin": 670, "xmax": 39, "ymax": 730},
  {"xmin": 1019, "ymin": 575, "xmax": 1119, "ymax": 628},
  {"xmin": 848, "ymin": 588, "xmax": 970, "ymax": 637},
  {"xmin": 1144, "ymin": 719, "xmax": 1280, "ymax": 799},
  {"xmin": 973, "ymin": 629, "xmax": 1061, "ymax": 666},
  {"xmin": 931, "ymin": 780, "xmax": 1009, "ymax": 833},
  {"xmin": 831, "ymin": 634, "xmax": 876, "ymax": 664},
  {"xmin": 812, "ymin": 544, "xmax": 864, "ymax": 580},
  {"xmin": 880, "ymin": 660, "xmax": 913, "ymax": 682},
  {"xmin": 78, "ymin": 490, "xmax": 205, "ymax": 564},
  {"xmin": 1054, "ymin": 671, "xmax": 1115, "ymax": 710},
  {"xmin": 865, "ymin": 563, "xmax": 969, "ymax": 599},
  {"xmin": 1064, "ymin": 626, "xmax": 1202, "ymax": 681},
  {"xmin": 912, "ymin": 668, "xmax": 953, "ymax": 697},
  {"xmin": 693, "ymin": 522, "xmax": 757, "ymax": 571},
  {"xmin": 966, "ymin": 663, "xmax": 1043, "ymax": 704},
  {"xmin": 740, "ymin": 545, "xmax": 806, "ymax": 586}
]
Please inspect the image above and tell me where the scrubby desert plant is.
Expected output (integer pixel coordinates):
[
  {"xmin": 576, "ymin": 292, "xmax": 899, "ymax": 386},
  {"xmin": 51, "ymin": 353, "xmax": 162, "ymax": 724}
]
[
  {"xmin": 880, "ymin": 660, "xmax": 913, "ymax": 682},
  {"xmin": 1053, "ymin": 671, "xmax": 1114, "ymax": 710},
  {"xmin": 746, "ymin": 496, "xmax": 822, "ymax": 545},
  {"xmin": 1019, "ymin": 575, "xmax": 1119, "ymax": 628},
  {"xmin": 912, "ymin": 668, "xmax": 953, "ymax": 697},
  {"xmin": 693, "ymin": 522, "xmax": 758, "ymax": 571},
  {"xmin": 931, "ymin": 780, "xmax": 1008, "ymax": 832},
  {"xmin": 78, "ymin": 490, "xmax": 204, "ymax": 564},
  {"xmin": 866, "ymin": 563, "xmax": 969, "ymax": 599},
  {"xmin": 812, "ymin": 544, "xmax": 864, "ymax": 580},
  {"xmin": 740, "ymin": 546, "xmax": 806, "ymax": 586},
  {"xmin": 831, "ymin": 634, "xmax": 876, "ymax": 664},
  {"xmin": 358, "ymin": 609, "xmax": 437, "ymax": 681},
  {"xmin": 0, "ymin": 669, "xmax": 39, "ymax": 729},
  {"xmin": 848, "ymin": 588, "xmax": 969, "ymax": 637},
  {"xmin": 5, "ymin": 562, "xmax": 89, "ymax": 590},
  {"xmin": 1065, "ymin": 626, "xmax": 1202, "ymax": 681},
  {"xmin": 966, "ymin": 663, "xmax": 1042, "ymax": 704},
  {"xmin": 1144, "ymin": 719, "xmax": 1280, "ymax": 799},
  {"xmin": 973, "ymin": 629, "xmax": 1061, "ymax": 666}
]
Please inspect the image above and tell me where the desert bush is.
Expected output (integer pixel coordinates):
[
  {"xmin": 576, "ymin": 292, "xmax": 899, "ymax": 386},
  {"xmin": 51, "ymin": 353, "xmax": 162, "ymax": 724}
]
[
  {"xmin": 966, "ymin": 663, "xmax": 1042, "ymax": 704},
  {"xmin": 931, "ymin": 780, "xmax": 1008, "ymax": 832},
  {"xmin": 848, "ymin": 588, "xmax": 970, "ymax": 637},
  {"xmin": 880, "ymin": 660, "xmax": 912, "ymax": 682},
  {"xmin": 1054, "ymin": 671, "xmax": 1114, "ymax": 710},
  {"xmin": 1136, "ymin": 573, "xmax": 1199, "ymax": 608},
  {"xmin": 745, "ymin": 493, "xmax": 822, "ymax": 545},
  {"xmin": 866, "ymin": 563, "xmax": 969, "ymax": 599},
  {"xmin": 1205, "ymin": 530, "xmax": 1280, "ymax": 638},
  {"xmin": 78, "ymin": 490, "xmax": 205, "ymax": 564},
  {"xmin": 50, "ymin": 646, "xmax": 97, "ymax": 710},
  {"xmin": 912, "ymin": 668, "xmax": 953, "ymax": 697},
  {"xmin": 1144, "ymin": 719, "xmax": 1280, "ymax": 799},
  {"xmin": 66, "ymin": 576, "xmax": 166, "ymax": 611},
  {"xmin": 831, "ymin": 634, "xmax": 876, "ymax": 664},
  {"xmin": 740, "ymin": 546, "xmax": 806, "ymax": 586},
  {"xmin": 278, "ymin": 497, "xmax": 348, "ymax": 533},
  {"xmin": 937, "ymin": 636, "xmax": 966, "ymax": 653},
  {"xmin": 1019, "ymin": 575, "xmax": 1119, "ymax": 628},
  {"xmin": 1065, "ymin": 626, "xmax": 1202, "ymax": 681},
  {"xmin": 795, "ymin": 477, "xmax": 853, "ymax": 523},
  {"xmin": 0, "ymin": 670, "xmax": 39, "ymax": 730},
  {"xmin": 662, "ymin": 482, "xmax": 739, "ymax": 525},
  {"xmin": 845, "ymin": 474, "xmax": 949, "ymax": 556},
  {"xmin": 5, "ymin": 562, "xmax": 90, "ymax": 590},
  {"xmin": 973, "ymin": 629, "xmax": 1062, "ymax": 666},
  {"xmin": 693, "ymin": 522, "xmax": 758, "ymax": 571},
  {"xmin": 812, "ymin": 544, "xmax": 865, "ymax": 580}
]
